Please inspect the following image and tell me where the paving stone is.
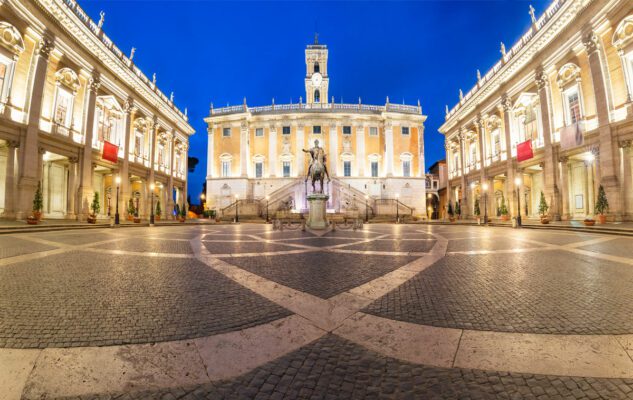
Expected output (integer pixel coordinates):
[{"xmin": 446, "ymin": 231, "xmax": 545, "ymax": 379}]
[
  {"xmin": 93, "ymin": 238, "xmax": 193, "ymax": 254},
  {"xmin": 364, "ymin": 250, "xmax": 633, "ymax": 334},
  {"xmin": 203, "ymin": 241, "xmax": 299, "ymax": 254},
  {"xmin": 0, "ymin": 250, "xmax": 290, "ymax": 348},
  {"xmin": 0, "ymin": 236, "xmax": 57, "ymax": 258},
  {"xmin": 221, "ymin": 251, "xmax": 417, "ymax": 299},
  {"xmin": 87, "ymin": 334, "xmax": 633, "ymax": 399}
]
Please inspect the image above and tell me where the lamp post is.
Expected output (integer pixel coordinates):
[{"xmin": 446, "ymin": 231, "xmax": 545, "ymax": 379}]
[
  {"xmin": 482, "ymin": 182, "xmax": 489, "ymax": 224},
  {"xmin": 235, "ymin": 194, "xmax": 239, "ymax": 223},
  {"xmin": 200, "ymin": 193, "xmax": 206, "ymax": 218},
  {"xmin": 149, "ymin": 182, "xmax": 155, "ymax": 226},
  {"xmin": 395, "ymin": 193, "xmax": 400, "ymax": 223},
  {"xmin": 514, "ymin": 176, "xmax": 522, "ymax": 227},
  {"xmin": 115, "ymin": 175, "xmax": 121, "ymax": 225},
  {"xmin": 265, "ymin": 195, "xmax": 270, "ymax": 223},
  {"xmin": 365, "ymin": 195, "xmax": 369, "ymax": 223}
]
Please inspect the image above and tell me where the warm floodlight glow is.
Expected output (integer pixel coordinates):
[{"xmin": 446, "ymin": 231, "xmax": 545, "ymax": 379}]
[
  {"xmin": 115, "ymin": 176, "xmax": 121, "ymax": 185},
  {"xmin": 482, "ymin": 182, "xmax": 489, "ymax": 191},
  {"xmin": 150, "ymin": 183, "xmax": 155, "ymax": 190},
  {"xmin": 514, "ymin": 177, "xmax": 522, "ymax": 186}
]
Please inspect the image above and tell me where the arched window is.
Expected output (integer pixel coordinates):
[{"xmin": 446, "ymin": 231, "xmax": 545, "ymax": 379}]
[
  {"xmin": 53, "ymin": 68, "xmax": 81, "ymax": 128},
  {"xmin": 314, "ymin": 89, "xmax": 320, "ymax": 103},
  {"xmin": 613, "ymin": 15, "xmax": 633, "ymax": 101},
  {"xmin": 0, "ymin": 22, "xmax": 25, "ymax": 104},
  {"xmin": 556, "ymin": 63, "xmax": 584, "ymax": 126},
  {"xmin": 314, "ymin": 62, "xmax": 320, "ymax": 73},
  {"xmin": 94, "ymin": 96, "xmax": 123, "ymax": 148}
]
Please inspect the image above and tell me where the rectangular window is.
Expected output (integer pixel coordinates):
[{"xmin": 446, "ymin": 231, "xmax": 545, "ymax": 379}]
[
  {"xmin": 401, "ymin": 126, "xmax": 409, "ymax": 135},
  {"xmin": 54, "ymin": 87, "xmax": 73, "ymax": 127},
  {"xmin": 0, "ymin": 61, "xmax": 7, "ymax": 99},
  {"xmin": 626, "ymin": 55, "xmax": 633, "ymax": 96},
  {"xmin": 282, "ymin": 126, "xmax": 291, "ymax": 135},
  {"xmin": 369, "ymin": 127, "xmax": 378, "ymax": 136},
  {"xmin": 402, "ymin": 160, "xmax": 411, "ymax": 177},
  {"xmin": 343, "ymin": 126, "xmax": 351, "ymax": 135},
  {"xmin": 470, "ymin": 143, "xmax": 477, "ymax": 165},
  {"xmin": 282, "ymin": 161, "xmax": 291, "ymax": 177},
  {"xmin": 221, "ymin": 161, "xmax": 230, "ymax": 177},
  {"xmin": 134, "ymin": 133, "xmax": 143, "ymax": 157},
  {"xmin": 0, "ymin": 56, "xmax": 14, "ymax": 101},
  {"xmin": 223, "ymin": 127, "xmax": 231, "ymax": 137},
  {"xmin": 371, "ymin": 161, "xmax": 379, "ymax": 177},
  {"xmin": 255, "ymin": 128, "xmax": 264, "ymax": 137},
  {"xmin": 491, "ymin": 129, "xmax": 500, "ymax": 155},
  {"xmin": 158, "ymin": 144, "xmax": 164, "ymax": 165},
  {"xmin": 567, "ymin": 90, "xmax": 581, "ymax": 125},
  {"xmin": 255, "ymin": 162, "xmax": 263, "ymax": 178},
  {"xmin": 343, "ymin": 161, "xmax": 351, "ymax": 177},
  {"xmin": 313, "ymin": 125, "xmax": 321, "ymax": 134}
]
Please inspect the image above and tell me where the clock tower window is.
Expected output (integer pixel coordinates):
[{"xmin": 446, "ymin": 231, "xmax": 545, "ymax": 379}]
[
  {"xmin": 314, "ymin": 89, "xmax": 320, "ymax": 103},
  {"xmin": 314, "ymin": 62, "xmax": 320, "ymax": 73}
]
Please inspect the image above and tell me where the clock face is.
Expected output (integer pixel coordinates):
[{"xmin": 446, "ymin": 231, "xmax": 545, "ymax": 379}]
[{"xmin": 311, "ymin": 72, "xmax": 323, "ymax": 88}]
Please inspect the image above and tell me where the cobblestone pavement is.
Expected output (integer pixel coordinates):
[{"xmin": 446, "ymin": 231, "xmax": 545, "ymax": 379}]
[
  {"xmin": 65, "ymin": 335, "xmax": 633, "ymax": 400},
  {"xmin": 3, "ymin": 223, "xmax": 633, "ymax": 399}
]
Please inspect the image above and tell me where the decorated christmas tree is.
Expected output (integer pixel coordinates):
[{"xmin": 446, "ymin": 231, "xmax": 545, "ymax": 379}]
[
  {"xmin": 474, "ymin": 197, "xmax": 481, "ymax": 216},
  {"xmin": 595, "ymin": 185, "xmax": 609, "ymax": 215},
  {"xmin": 538, "ymin": 191, "xmax": 549, "ymax": 217}
]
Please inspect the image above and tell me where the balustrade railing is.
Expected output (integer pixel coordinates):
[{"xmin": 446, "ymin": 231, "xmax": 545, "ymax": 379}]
[{"xmin": 211, "ymin": 102, "xmax": 421, "ymax": 116}]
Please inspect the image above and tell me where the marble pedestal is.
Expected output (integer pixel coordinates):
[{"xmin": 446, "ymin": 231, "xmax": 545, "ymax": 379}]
[{"xmin": 306, "ymin": 193, "xmax": 329, "ymax": 229}]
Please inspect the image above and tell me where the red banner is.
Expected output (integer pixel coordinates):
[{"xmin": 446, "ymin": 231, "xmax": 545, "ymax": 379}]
[
  {"xmin": 516, "ymin": 140, "xmax": 533, "ymax": 162},
  {"xmin": 102, "ymin": 141, "xmax": 119, "ymax": 163}
]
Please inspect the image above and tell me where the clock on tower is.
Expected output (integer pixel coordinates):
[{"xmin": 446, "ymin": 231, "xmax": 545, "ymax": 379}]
[{"xmin": 305, "ymin": 35, "xmax": 329, "ymax": 105}]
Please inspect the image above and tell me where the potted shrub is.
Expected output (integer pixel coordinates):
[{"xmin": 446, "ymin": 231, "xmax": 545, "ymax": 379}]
[
  {"xmin": 127, "ymin": 198, "xmax": 135, "ymax": 221},
  {"xmin": 473, "ymin": 197, "xmax": 481, "ymax": 224},
  {"xmin": 499, "ymin": 197, "xmax": 509, "ymax": 221},
  {"xmin": 155, "ymin": 200, "xmax": 161, "ymax": 222},
  {"xmin": 87, "ymin": 192, "xmax": 100, "ymax": 224},
  {"xmin": 179, "ymin": 203, "xmax": 186, "ymax": 222},
  {"xmin": 595, "ymin": 185, "xmax": 609, "ymax": 224},
  {"xmin": 447, "ymin": 203, "xmax": 455, "ymax": 222},
  {"xmin": 538, "ymin": 191, "xmax": 549, "ymax": 224},
  {"xmin": 454, "ymin": 201, "xmax": 461, "ymax": 220},
  {"xmin": 584, "ymin": 218, "xmax": 596, "ymax": 226},
  {"xmin": 29, "ymin": 181, "xmax": 44, "ymax": 224}
]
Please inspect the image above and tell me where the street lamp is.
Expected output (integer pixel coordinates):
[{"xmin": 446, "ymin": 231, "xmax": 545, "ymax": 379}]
[
  {"xmin": 149, "ymin": 182, "xmax": 155, "ymax": 226},
  {"xmin": 114, "ymin": 175, "xmax": 121, "ymax": 225},
  {"xmin": 482, "ymin": 182, "xmax": 489, "ymax": 224},
  {"xmin": 514, "ymin": 176, "xmax": 522, "ymax": 227},
  {"xmin": 235, "ymin": 194, "xmax": 239, "ymax": 223},
  {"xmin": 265, "ymin": 195, "xmax": 270, "ymax": 223},
  {"xmin": 395, "ymin": 193, "xmax": 400, "ymax": 223},
  {"xmin": 365, "ymin": 195, "xmax": 369, "ymax": 223}
]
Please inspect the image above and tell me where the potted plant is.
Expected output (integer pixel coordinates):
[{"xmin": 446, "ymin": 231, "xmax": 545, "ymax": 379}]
[
  {"xmin": 499, "ymin": 196, "xmax": 509, "ymax": 221},
  {"xmin": 133, "ymin": 201, "xmax": 141, "ymax": 223},
  {"xmin": 29, "ymin": 181, "xmax": 44, "ymax": 224},
  {"xmin": 155, "ymin": 200, "xmax": 161, "ymax": 222},
  {"xmin": 179, "ymin": 203, "xmax": 186, "ymax": 222},
  {"xmin": 595, "ymin": 185, "xmax": 609, "ymax": 224},
  {"xmin": 584, "ymin": 218, "xmax": 596, "ymax": 226},
  {"xmin": 455, "ymin": 201, "xmax": 461, "ymax": 220},
  {"xmin": 127, "ymin": 198, "xmax": 135, "ymax": 221},
  {"xmin": 538, "ymin": 191, "xmax": 549, "ymax": 224},
  {"xmin": 87, "ymin": 192, "xmax": 100, "ymax": 224},
  {"xmin": 473, "ymin": 197, "xmax": 481, "ymax": 224},
  {"xmin": 447, "ymin": 203, "xmax": 455, "ymax": 222}
]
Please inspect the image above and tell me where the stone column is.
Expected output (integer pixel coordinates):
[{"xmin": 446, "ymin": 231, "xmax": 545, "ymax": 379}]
[
  {"xmin": 559, "ymin": 156, "xmax": 570, "ymax": 219},
  {"xmin": 444, "ymin": 141, "xmax": 452, "ymax": 220},
  {"xmin": 147, "ymin": 118, "xmax": 158, "ymax": 215},
  {"xmin": 168, "ymin": 133, "xmax": 175, "ymax": 218},
  {"xmin": 2, "ymin": 141, "xmax": 18, "ymax": 218},
  {"xmin": 78, "ymin": 73, "xmax": 100, "ymax": 220},
  {"xmin": 458, "ymin": 130, "xmax": 468, "ymax": 218},
  {"xmin": 240, "ymin": 121, "xmax": 249, "ymax": 177},
  {"xmin": 67, "ymin": 156, "xmax": 79, "ymax": 218},
  {"xmin": 356, "ymin": 124, "xmax": 365, "ymax": 177},
  {"xmin": 183, "ymin": 144, "xmax": 189, "ymax": 211},
  {"xmin": 296, "ymin": 123, "xmax": 305, "ymax": 177},
  {"xmin": 384, "ymin": 121, "xmax": 394, "ymax": 176},
  {"xmin": 329, "ymin": 123, "xmax": 338, "ymax": 177},
  {"xmin": 535, "ymin": 70, "xmax": 560, "ymax": 219},
  {"xmin": 120, "ymin": 100, "xmax": 134, "ymax": 217},
  {"xmin": 500, "ymin": 96, "xmax": 516, "ymax": 219},
  {"xmin": 476, "ymin": 117, "xmax": 487, "ymax": 200},
  {"xmin": 268, "ymin": 125, "xmax": 277, "ymax": 177},
  {"xmin": 207, "ymin": 126, "xmax": 214, "ymax": 178},
  {"xmin": 584, "ymin": 31, "xmax": 622, "ymax": 220},
  {"xmin": 417, "ymin": 124, "xmax": 425, "ymax": 177},
  {"xmin": 16, "ymin": 36, "xmax": 52, "ymax": 220}
]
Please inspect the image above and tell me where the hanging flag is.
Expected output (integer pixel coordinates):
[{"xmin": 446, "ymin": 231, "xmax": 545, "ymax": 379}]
[
  {"xmin": 102, "ymin": 141, "xmax": 119, "ymax": 163},
  {"xmin": 516, "ymin": 140, "xmax": 534, "ymax": 162},
  {"xmin": 560, "ymin": 123, "xmax": 583, "ymax": 150}
]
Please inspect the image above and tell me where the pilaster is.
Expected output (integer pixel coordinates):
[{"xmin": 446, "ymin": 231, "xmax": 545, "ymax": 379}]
[
  {"xmin": 2, "ymin": 140, "xmax": 18, "ymax": 218},
  {"xmin": 78, "ymin": 72, "xmax": 100, "ymax": 220},
  {"xmin": 268, "ymin": 124, "xmax": 277, "ymax": 177},
  {"xmin": 384, "ymin": 121, "xmax": 394, "ymax": 176},
  {"xmin": 536, "ymin": 70, "xmax": 560, "ymax": 219},
  {"xmin": 240, "ymin": 121, "xmax": 249, "ymax": 177}
]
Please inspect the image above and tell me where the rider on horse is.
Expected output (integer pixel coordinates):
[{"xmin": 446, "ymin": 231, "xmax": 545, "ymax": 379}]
[{"xmin": 302, "ymin": 139, "xmax": 331, "ymax": 184}]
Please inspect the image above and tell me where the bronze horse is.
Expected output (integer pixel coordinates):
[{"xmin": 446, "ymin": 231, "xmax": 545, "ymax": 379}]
[{"xmin": 303, "ymin": 140, "xmax": 330, "ymax": 194}]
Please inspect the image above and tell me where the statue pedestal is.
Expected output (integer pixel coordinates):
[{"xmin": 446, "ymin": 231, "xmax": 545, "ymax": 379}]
[{"xmin": 306, "ymin": 194, "xmax": 329, "ymax": 230}]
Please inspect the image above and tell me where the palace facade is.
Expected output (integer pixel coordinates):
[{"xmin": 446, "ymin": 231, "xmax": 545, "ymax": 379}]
[
  {"xmin": 205, "ymin": 40, "xmax": 432, "ymax": 219},
  {"xmin": 439, "ymin": 0, "xmax": 633, "ymax": 221},
  {"xmin": 0, "ymin": 0, "xmax": 194, "ymax": 221}
]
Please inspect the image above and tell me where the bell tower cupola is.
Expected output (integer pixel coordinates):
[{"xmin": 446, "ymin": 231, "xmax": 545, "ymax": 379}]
[{"xmin": 305, "ymin": 33, "xmax": 329, "ymax": 105}]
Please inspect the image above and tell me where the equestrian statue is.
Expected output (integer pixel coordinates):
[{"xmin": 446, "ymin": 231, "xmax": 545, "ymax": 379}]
[{"xmin": 302, "ymin": 139, "xmax": 330, "ymax": 193}]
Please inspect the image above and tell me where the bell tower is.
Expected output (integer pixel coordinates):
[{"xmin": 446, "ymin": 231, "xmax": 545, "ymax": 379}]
[{"xmin": 305, "ymin": 33, "xmax": 329, "ymax": 105}]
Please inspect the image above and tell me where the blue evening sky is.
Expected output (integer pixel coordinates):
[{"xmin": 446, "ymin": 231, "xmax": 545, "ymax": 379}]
[{"xmin": 80, "ymin": 0, "xmax": 550, "ymax": 203}]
